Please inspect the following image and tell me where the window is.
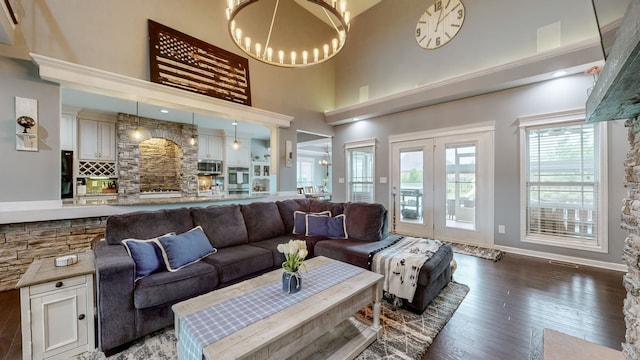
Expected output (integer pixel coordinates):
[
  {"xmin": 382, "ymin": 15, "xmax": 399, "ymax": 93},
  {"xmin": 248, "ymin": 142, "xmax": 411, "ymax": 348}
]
[
  {"xmin": 346, "ymin": 140, "xmax": 375, "ymax": 203},
  {"xmin": 296, "ymin": 157, "xmax": 315, "ymax": 188},
  {"xmin": 519, "ymin": 110, "xmax": 608, "ymax": 252}
]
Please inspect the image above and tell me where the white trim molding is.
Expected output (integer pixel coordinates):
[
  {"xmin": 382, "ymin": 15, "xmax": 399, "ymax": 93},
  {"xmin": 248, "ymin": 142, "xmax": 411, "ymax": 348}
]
[
  {"xmin": 388, "ymin": 121, "xmax": 495, "ymax": 144},
  {"xmin": 518, "ymin": 109, "xmax": 609, "ymax": 254},
  {"xmin": 29, "ymin": 53, "xmax": 293, "ymax": 129},
  {"xmin": 496, "ymin": 245, "xmax": 627, "ymax": 273}
]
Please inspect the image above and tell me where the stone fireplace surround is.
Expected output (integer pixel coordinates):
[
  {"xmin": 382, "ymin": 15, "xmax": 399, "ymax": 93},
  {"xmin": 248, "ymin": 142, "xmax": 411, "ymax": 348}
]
[
  {"xmin": 623, "ymin": 116, "xmax": 640, "ymax": 359},
  {"xmin": 116, "ymin": 113, "xmax": 198, "ymax": 199}
]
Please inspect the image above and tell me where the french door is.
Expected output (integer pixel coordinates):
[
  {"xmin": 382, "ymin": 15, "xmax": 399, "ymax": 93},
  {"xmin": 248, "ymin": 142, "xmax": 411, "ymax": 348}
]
[{"xmin": 390, "ymin": 127, "xmax": 494, "ymax": 245}]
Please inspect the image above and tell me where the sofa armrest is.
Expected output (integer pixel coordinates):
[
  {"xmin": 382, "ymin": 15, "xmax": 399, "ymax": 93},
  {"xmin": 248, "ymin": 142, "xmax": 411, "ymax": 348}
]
[{"xmin": 93, "ymin": 240, "xmax": 137, "ymax": 353}]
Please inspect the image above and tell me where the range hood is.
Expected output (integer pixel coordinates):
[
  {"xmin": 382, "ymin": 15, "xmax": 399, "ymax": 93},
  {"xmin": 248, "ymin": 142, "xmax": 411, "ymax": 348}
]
[{"xmin": 586, "ymin": 0, "xmax": 640, "ymax": 122}]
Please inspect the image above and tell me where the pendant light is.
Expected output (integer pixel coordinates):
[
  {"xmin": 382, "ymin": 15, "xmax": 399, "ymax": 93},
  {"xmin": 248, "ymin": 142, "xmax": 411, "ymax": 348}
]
[
  {"xmin": 133, "ymin": 102, "xmax": 142, "ymax": 140},
  {"xmin": 189, "ymin": 113, "xmax": 197, "ymax": 146},
  {"xmin": 232, "ymin": 121, "xmax": 239, "ymax": 150}
]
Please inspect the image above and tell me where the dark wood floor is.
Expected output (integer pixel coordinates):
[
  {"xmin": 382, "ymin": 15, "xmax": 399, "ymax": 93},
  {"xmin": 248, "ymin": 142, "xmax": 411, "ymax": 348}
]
[
  {"xmin": 425, "ymin": 253, "xmax": 626, "ymax": 360},
  {"xmin": 0, "ymin": 253, "xmax": 626, "ymax": 360}
]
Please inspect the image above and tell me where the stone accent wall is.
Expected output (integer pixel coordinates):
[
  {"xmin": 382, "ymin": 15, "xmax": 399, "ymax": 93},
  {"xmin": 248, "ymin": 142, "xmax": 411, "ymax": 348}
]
[
  {"xmin": 139, "ymin": 138, "xmax": 182, "ymax": 191},
  {"xmin": 117, "ymin": 113, "xmax": 198, "ymax": 198},
  {"xmin": 0, "ymin": 217, "xmax": 107, "ymax": 292},
  {"xmin": 622, "ymin": 116, "xmax": 640, "ymax": 360}
]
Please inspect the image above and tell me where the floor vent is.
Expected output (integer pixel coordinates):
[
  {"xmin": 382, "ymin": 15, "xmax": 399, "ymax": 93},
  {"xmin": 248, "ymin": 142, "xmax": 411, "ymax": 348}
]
[{"xmin": 548, "ymin": 260, "xmax": 580, "ymax": 268}]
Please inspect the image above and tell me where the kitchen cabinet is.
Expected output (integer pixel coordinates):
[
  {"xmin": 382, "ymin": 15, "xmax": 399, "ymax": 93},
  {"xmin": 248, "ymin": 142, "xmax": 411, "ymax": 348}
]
[
  {"xmin": 251, "ymin": 161, "xmax": 275, "ymax": 194},
  {"xmin": 198, "ymin": 133, "xmax": 224, "ymax": 161},
  {"xmin": 17, "ymin": 252, "xmax": 95, "ymax": 360},
  {"xmin": 226, "ymin": 136, "xmax": 250, "ymax": 166},
  {"xmin": 79, "ymin": 118, "xmax": 115, "ymax": 161},
  {"xmin": 60, "ymin": 113, "xmax": 76, "ymax": 151}
]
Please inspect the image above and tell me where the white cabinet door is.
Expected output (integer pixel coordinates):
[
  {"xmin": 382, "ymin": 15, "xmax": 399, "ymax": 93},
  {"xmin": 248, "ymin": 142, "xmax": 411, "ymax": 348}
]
[
  {"xmin": 60, "ymin": 114, "xmax": 76, "ymax": 151},
  {"xmin": 208, "ymin": 135, "xmax": 223, "ymax": 160},
  {"xmin": 78, "ymin": 119, "xmax": 99, "ymax": 160},
  {"xmin": 226, "ymin": 137, "xmax": 250, "ymax": 166},
  {"xmin": 198, "ymin": 135, "xmax": 224, "ymax": 160},
  {"xmin": 197, "ymin": 135, "xmax": 210, "ymax": 160},
  {"xmin": 78, "ymin": 119, "xmax": 115, "ymax": 161},
  {"xmin": 31, "ymin": 286, "xmax": 88, "ymax": 359},
  {"xmin": 97, "ymin": 121, "xmax": 116, "ymax": 161}
]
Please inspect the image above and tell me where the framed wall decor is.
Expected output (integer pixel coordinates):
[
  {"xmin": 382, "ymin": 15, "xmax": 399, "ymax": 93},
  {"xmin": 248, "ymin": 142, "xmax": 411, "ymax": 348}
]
[{"xmin": 148, "ymin": 20, "xmax": 251, "ymax": 106}]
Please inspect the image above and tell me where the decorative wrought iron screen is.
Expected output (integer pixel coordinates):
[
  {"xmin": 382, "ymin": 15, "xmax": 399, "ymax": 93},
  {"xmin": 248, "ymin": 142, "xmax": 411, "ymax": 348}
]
[{"xmin": 148, "ymin": 20, "xmax": 251, "ymax": 106}]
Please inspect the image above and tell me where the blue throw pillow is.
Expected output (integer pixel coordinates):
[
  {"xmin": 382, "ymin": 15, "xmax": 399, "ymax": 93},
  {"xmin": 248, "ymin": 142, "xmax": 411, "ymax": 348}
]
[
  {"xmin": 156, "ymin": 226, "xmax": 217, "ymax": 272},
  {"xmin": 305, "ymin": 214, "xmax": 348, "ymax": 239},
  {"xmin": 122, "ymin": 235, "xmax": 173, "ymax": 281},
  {"xmin": 292, "ymin": 210, "xmax": 331, "ymax": 234}
]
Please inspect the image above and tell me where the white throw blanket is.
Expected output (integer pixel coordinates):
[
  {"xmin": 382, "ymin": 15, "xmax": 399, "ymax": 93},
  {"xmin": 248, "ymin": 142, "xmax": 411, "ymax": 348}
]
[{"xmin": 371, "ymin": 237, "xmax": 443, "ymax": 303}]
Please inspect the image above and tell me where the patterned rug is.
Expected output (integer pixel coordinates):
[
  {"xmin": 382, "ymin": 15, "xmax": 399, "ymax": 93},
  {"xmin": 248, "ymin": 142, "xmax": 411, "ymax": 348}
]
[
  {"xmin": 446, "ymin": 241, "xmax": 505, "ymax": 261},
  {"xmin": 74, "ymin": 282, "xmax": 469, "ymax": 360}
]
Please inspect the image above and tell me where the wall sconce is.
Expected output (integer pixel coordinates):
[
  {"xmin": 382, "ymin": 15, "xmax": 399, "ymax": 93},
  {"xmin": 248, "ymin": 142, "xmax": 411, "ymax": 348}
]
[
  {"xmin": 15, "ymin": 97, "xmax": 38, "ymax": 151},
  {"xmin": 285, "ymin": 140, "xmax": 292, "ymax": 167}
]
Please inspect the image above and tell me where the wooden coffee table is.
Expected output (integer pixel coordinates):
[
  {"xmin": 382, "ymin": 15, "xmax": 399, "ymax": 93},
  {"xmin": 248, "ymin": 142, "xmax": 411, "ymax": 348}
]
[{"xmin": 172, "ymin": 256, "xmax": 383, "ymax": 360}]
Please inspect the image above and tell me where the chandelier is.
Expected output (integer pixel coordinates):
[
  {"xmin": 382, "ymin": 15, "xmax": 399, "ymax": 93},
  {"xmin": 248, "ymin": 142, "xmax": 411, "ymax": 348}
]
[{"xmin": 225, "ymin": 0, "xmax": 351, "ymax": 68}]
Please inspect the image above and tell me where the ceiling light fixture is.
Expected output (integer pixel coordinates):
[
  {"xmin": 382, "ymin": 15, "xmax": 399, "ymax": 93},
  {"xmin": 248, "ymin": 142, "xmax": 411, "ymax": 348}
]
[
  {"xmin": 225, "ymin": 0, "xmax": 351, "ymax": 68},
  {"xmin": 232, "ymin": 121, "xmax": 240, "ymax": 150},
  {"xmin": 133, "ymin": 102, "xmax": 142, "ymax": 140},
  {"xmin": 190, "ymin": 113, "xmax": 198, "ymax": 146}
]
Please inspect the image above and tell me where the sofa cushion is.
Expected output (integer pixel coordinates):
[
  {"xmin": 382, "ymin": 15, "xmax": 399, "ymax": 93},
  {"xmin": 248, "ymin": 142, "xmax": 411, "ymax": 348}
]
[
  {"xmin": 344, "ymin": 202, "xmax": 389, "ymax": 242},
  {"xmin": 306, "ymin": 214, "xmax": 347, "ymax": 239},
  {"xmin": 122, "ymin": 235, "xmax": 172, "ymax": 281},
  {"xmin": 309, "ymin": 200, "xmax": 345, "ymax": 215},
  {"xmin": 105, "ymin": 208, "xmax": 194, "ymax": 245},
  {"xmin": 314, "ymin": 236, "xmax": 402, "ymax": 269},
  {"xmin": 293, "ymin": 211, "xmax": 331, "ymax": 234},
  {"xmin": 201, "ymin": 244, "xmax": 273, "ymax": 283},
  {"xmin": 276, "ymin": 199, "xmax": 311, "ymax": 233},
  {"xmin": 133, "ymin": 261, "xmax": 218, "ymax": 309},
  {"xmin": 249, "ymin": 235, "xmax": 292, "ymax": 268},
  {"xmin": 241, "ymin": 202, "xmax": 286, "ymax": 242},
  {"xmin": 156, "ymin": 226, "xmax": 217, "ymax": 272},
  {"xmin": 191, "ymin": 204, "xmax": 248, "ymax": 248}
]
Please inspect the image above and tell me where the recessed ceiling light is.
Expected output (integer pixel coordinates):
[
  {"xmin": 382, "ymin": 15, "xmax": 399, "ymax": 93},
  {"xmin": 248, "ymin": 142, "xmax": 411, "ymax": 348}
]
[
  {"xmin": 159, "ymin": 109, "xmax": 169, "ymax": 113},
  {"xmin": 552, "ymin": 70, "xmax": 568, "ymax": 77}
]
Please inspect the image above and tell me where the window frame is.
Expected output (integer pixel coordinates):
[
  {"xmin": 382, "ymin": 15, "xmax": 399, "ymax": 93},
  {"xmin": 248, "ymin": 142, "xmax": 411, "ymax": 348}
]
[
  {"xmin": 345, "ymin": 139, "xmax": 376, "ymax": 203},
  {"xmin": 518, "ymin": 109, "xmax": 608, "ymax": 253}
]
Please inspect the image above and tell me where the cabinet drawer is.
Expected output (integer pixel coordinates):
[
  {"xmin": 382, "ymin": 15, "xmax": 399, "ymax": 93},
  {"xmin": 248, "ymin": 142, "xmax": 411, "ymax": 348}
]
[{"xmin": 30, "ymin": 275, "xmax": 86, "ymax": 296}]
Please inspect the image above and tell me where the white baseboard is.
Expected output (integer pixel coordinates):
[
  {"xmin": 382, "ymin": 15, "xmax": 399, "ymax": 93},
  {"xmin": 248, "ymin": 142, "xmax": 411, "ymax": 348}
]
[{"xmin": 496, "ymin": 245, "xmax": 627, "ymax": 272}]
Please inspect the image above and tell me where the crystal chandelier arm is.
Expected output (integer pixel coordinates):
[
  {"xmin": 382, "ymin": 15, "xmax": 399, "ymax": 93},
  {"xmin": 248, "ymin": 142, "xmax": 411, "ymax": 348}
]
[{"xmin": 263, "ymin": 0, "xmax": 280, "ymax": 57}]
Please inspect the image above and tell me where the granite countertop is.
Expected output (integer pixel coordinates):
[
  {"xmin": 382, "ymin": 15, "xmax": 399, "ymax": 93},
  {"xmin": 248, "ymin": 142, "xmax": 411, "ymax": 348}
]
[
  {"xmin": 66, "ymin": 194, "xmax": 269, "ymax": 206},
  {"xmin": 1, "ymin": 193, "xmax": 302, "ymax": 225}
]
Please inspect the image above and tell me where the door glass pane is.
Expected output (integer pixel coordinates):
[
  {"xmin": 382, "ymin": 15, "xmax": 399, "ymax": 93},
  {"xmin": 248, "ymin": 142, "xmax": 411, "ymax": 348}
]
[
  {"xmin": 445, "ymin": 145, "xmax": 476, "ymax": 230},
  {"xmin": 400, "ymin": 150, "xmax": 423, "ymax": 224}
]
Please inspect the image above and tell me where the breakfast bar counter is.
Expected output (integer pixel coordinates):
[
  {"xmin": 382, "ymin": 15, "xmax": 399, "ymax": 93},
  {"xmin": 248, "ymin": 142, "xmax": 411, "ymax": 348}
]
[{"xmin": 0, "ymin": 193, "xmax": 301, "ymax": 225}]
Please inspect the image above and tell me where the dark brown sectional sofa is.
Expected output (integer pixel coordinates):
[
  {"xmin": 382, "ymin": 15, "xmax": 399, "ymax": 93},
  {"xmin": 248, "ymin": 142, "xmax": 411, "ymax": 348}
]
[{"xmin": 93, "ymin": 198, "xmax": 453, "ymax": 354}]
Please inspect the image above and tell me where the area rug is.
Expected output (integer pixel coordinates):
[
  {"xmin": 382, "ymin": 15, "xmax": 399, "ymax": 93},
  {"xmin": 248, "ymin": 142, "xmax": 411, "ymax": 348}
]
[
  {"xmin": 74, "ymin": 282, "xmax": 469, "ymax": 360},
  {"xmin": 446, "ymin": 241, "xmax": 504, "ymax": 262}
]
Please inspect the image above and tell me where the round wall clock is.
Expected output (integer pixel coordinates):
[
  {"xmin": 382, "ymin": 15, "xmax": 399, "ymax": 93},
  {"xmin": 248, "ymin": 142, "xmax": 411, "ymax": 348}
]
[{"xmin": 416, "ymin": 0, "xmax": 465, "ymax": 50}]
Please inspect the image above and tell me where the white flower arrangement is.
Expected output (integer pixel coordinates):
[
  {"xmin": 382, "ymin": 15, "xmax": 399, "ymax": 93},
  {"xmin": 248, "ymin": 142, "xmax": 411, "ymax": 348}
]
[{"xmin": 277, "ymin": 239, "xmax": 308, "ymax": 273}]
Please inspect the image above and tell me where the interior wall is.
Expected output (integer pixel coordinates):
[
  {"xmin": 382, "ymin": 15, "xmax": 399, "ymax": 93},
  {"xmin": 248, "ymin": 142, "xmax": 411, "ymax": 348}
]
[
  {"xmin": 0, "ymin": 57, "xmax": 60, "ymax": 202},
  {"xmin": 0, "ymin": 0, "xmax": 338, "ymax": 196},
  {"xmin": 334, "ymin": 0, "xmax": 629, "ymax": 109},
  {"xmin": 332, "ymin": 73, "xmax": 626, "ymax": 265}
]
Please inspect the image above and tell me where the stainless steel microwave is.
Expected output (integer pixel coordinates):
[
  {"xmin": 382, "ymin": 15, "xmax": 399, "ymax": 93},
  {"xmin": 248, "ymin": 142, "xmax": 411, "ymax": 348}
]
[{"xmin": 197, "ymin": 160, "xmax": 222, "ymax": 175}]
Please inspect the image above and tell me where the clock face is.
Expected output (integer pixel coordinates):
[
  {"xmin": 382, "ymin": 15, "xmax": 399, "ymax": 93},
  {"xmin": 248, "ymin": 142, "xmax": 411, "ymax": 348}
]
[{"xmin": 416, "ymin": 0, "xmax": 465, "ymax": 49}]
